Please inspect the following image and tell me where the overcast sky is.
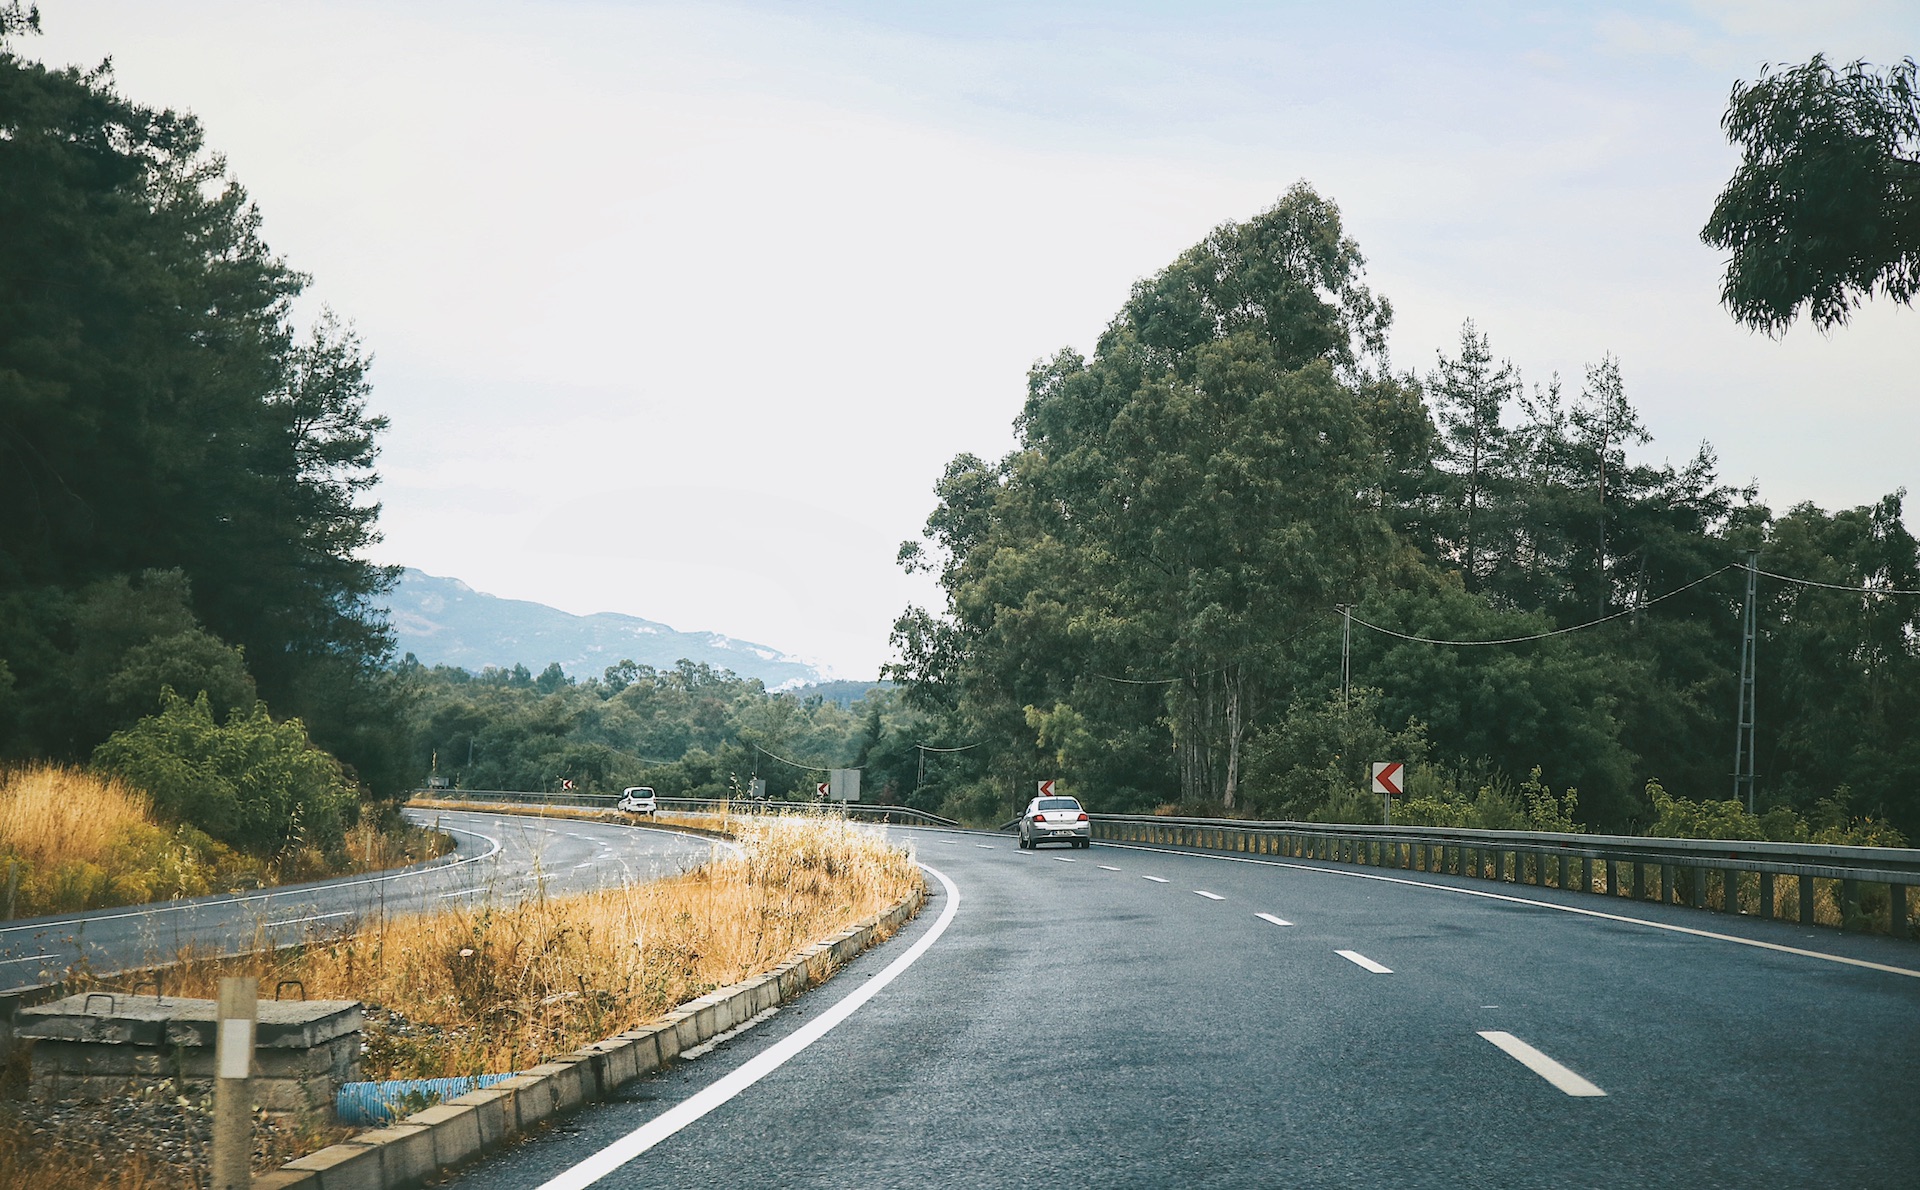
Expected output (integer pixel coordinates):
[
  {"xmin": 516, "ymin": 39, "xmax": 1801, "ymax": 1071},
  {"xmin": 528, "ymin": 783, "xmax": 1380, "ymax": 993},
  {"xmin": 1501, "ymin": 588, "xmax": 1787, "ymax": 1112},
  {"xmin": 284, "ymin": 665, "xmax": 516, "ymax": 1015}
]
[{"xmin": 31, "ymin": 1, "xmax": 1920, "ymax": 678}]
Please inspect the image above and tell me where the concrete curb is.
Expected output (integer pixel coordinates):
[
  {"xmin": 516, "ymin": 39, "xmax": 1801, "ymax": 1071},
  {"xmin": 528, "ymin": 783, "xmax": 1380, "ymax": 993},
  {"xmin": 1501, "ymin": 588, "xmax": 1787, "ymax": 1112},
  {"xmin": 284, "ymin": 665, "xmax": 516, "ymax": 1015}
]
[{"xmin": 256, "ymin": 879, "xmax": 928, "ymax": 1190}]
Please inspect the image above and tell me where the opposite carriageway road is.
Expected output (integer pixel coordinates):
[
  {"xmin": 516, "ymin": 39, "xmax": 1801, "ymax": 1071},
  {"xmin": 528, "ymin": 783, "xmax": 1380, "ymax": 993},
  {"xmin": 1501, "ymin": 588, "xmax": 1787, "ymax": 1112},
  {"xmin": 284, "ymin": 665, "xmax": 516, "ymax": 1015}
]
[
  {"xmin": 0, "ymin": 808, "xmax": 718, "ymax": 994},
  {"xmin": 453, "ymin": 824, "xmax": 1920, "ymax": 1189}
]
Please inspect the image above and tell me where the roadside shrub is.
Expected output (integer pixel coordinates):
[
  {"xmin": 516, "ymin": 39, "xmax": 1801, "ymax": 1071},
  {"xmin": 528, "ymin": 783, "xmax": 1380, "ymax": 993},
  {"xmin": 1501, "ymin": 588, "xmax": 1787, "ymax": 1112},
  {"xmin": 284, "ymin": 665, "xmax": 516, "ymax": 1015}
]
[
  {"xmin": 1645, "ymin": 780, "xmax": 1906, "ymax": 847},
  {"xmin": 92, "ymin": 690, "xmax": 358, "ymax": 856}
]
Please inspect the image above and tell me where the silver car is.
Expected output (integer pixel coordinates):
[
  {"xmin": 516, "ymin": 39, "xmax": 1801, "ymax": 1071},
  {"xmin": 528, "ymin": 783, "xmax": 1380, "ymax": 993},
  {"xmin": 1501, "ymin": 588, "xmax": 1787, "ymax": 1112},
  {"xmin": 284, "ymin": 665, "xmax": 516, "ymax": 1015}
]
[{"xmin": 1019, "ymin": 796, "xmax": 1091, "ymax": 849}]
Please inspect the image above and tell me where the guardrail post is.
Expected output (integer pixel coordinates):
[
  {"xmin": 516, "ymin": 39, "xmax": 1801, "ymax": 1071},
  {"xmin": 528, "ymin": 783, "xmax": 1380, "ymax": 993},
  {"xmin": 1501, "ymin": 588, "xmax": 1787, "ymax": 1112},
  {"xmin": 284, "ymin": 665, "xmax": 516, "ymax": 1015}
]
[
  {"xmin": 1630, "ymin": 862, "xmax": 1645, "ymax": 901},
  {"xmin": 1759, "ymin": 871, "xmax": 1775, "ymax": 919},
  {"xmin": 1892, "ymin": 883, "xmax": 1910, "ymax": 940},
  {"xmin": 1799, "ymin": 874, "xmax": 1816, "ymax": 925},
  {"xmin": 1841, "ymin": 879, "xmax": 1860, "ymax": 931}
]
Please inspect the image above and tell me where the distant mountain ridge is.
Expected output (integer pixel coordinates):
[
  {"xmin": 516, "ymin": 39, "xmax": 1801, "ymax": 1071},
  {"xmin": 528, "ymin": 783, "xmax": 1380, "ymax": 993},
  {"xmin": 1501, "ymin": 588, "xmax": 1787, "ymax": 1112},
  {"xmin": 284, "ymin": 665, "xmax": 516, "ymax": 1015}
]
[{"xmin": 382, "ymin": 569, "xmax": 827, "ymax": 689}]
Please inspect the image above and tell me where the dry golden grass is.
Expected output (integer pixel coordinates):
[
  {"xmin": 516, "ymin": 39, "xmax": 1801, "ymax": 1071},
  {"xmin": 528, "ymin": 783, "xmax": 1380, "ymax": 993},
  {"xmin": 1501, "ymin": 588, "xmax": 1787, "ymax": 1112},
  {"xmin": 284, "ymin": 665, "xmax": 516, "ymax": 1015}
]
[
  {"xmin": 141, "ymin": 811, "xmax": 921, "ymax": 1080},
  {"xmin": 0, "ymin": 766, "xmax": 452, "ymax": 919},
  {"xmin": 0, "ymin": 763, "xmax": 150, "ymax": 871}
]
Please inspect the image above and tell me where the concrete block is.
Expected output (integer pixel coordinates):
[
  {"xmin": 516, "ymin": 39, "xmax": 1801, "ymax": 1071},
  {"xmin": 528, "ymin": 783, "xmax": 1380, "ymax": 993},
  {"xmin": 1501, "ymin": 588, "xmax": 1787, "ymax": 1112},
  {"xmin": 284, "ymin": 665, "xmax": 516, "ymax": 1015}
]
[
  {"xmin": 491, "ymin": 1074, "xmax": 552, "ymax": 1129},
  {"xmin": 596, "ymin": 1037, "xmax": 639, "ymax": 1087},
  {"xmin": 252, "ymin": 1171, "xmax": 322, "ymax": 1190},
  {"xmin": 653, "ymin": 1018, "xmax": 683, "ymax": 1063},
  {"xmin": 727, "ymin": 986, "xmax": 756, "ymax": 1024},
  {"xmin": 405, "ymin": 1102, "xmax": 484, "ymax": 1168},
  {"xmin": 283, "ymin": 1141, "xmax": 383, "ymax": 1190},
  {"xmin": 672, "ymin": 1011, "xmax": 699, "ymax": 1054},
  {"xmin": 522, "ymin": 1060, "xmax": 586, "ymax": 1112},
  {"xmin": 355, "ymin": 1123, "xmax": 437, "ymax": 1186},
  {"xmin": 446, "ymin": 1086, "xmax": 514, "ymax": 1147},
  {"xmin": 748, "ymin": 976, "xmax": 776, "ymax": 1015}
]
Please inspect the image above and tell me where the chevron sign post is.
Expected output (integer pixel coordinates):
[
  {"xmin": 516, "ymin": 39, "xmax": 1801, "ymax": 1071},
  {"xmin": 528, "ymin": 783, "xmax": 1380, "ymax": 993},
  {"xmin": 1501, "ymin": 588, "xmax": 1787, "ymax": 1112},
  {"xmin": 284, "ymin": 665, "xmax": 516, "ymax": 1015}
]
[{"xmin": 1371, "ymin": 762, "xmax": 1404, "ymax": 825}]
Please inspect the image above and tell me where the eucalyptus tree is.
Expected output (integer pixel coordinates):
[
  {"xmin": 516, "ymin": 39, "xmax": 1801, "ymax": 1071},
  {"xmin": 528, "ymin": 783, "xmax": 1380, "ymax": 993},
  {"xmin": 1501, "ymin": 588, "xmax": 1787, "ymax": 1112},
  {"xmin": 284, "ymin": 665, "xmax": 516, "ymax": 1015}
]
[
  {"xmin": 893, "ymin": 185, "xmax": 1412, "ymax": 811},
  {"xmin": 1703, "ymin": 54, "xmax": 1920, "ymax": 333}
]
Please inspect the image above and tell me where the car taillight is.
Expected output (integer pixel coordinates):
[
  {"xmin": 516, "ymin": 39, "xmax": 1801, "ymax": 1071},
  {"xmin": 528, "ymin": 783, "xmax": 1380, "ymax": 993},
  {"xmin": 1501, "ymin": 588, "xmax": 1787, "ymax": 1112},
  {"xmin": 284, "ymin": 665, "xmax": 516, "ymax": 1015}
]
[
  {"xmin": 1077, "ymin": 812, "xmax": 1089, "ymax": 821},
  {"xmin": 1032, "ymin": 813, "xmax": 1045, "ymax": 823}
]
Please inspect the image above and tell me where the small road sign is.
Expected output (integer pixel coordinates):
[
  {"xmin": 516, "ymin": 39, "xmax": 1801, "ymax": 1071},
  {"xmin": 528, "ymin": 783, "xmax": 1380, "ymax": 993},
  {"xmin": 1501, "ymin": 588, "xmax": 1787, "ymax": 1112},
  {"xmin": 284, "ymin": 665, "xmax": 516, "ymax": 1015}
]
[
  {"xmin": 816, "ymin": 781, "xmax": 830, "ymax": 797},
  {"xmin": 1371, "ymin": 762, "xmax": 1404, "ymax": 796},
  {"xmin": 1038, "ymin": 779, "xmax": 1056, "ymax": 798}
]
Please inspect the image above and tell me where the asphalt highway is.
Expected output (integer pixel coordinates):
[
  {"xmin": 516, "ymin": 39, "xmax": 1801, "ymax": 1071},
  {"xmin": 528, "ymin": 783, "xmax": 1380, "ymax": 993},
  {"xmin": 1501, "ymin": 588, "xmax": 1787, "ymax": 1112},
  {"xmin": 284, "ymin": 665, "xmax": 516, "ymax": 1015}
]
[
  {"xmin": 450, "ymin": 825, "xmax": 1920, "ymax": 1189},
  {"xmin": 0, "ymin": 808, "xmax": 719, "ymax": 994}
]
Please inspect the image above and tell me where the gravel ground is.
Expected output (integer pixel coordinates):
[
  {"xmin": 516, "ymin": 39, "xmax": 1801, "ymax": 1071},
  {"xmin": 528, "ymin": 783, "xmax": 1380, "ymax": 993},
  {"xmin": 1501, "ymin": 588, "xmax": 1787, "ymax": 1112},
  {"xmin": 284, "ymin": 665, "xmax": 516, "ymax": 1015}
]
[{"xmin": 0, "ymin": 1083, "xmax": 352, "ymax": 1188}]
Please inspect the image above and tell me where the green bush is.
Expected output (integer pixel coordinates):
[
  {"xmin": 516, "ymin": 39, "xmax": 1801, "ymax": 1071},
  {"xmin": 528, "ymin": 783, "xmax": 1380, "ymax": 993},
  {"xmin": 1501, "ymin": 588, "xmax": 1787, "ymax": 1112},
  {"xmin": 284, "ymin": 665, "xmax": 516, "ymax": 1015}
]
[
  {"xmin": 92, "ymin": 690, "xmax": 358, "ymax": 855},
  {"xmin": 1644, "ymin": 780, "xmax": 1906, "ymax": 847}
]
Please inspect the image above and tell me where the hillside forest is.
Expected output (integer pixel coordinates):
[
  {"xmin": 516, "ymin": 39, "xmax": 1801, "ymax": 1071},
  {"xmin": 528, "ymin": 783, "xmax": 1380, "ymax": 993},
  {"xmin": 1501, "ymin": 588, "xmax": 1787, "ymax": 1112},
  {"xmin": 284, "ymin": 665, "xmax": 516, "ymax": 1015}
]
[{"xmin": 1, "ymin": 17, "xmax": 1912, "ymax": 877}]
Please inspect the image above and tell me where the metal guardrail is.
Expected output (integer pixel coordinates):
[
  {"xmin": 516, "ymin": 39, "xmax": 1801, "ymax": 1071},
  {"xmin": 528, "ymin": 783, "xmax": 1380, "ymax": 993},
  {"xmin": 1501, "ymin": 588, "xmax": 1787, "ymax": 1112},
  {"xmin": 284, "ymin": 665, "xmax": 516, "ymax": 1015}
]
[
  {"xmin": 1086, "ymin": 813, "xmax": 1920, "ymax": 939},
  {"xmin": 411, "ymin": 789, "xmax": 961, "ymax": 828}
]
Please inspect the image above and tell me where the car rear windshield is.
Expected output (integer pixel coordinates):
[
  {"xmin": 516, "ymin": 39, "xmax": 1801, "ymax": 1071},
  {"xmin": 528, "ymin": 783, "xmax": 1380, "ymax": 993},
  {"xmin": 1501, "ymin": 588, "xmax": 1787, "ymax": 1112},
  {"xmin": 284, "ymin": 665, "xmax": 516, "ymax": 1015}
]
[{"xmin": 1037, "ymin": 798, "xmax": 1080, "ymax": 811}]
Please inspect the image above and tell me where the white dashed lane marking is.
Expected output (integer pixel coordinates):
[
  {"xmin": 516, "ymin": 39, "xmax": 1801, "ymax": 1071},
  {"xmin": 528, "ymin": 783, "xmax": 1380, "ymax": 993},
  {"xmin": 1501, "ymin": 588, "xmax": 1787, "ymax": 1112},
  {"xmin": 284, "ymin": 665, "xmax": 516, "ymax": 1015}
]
[
  {"xmin": 1098, "ymin": 865, "xmax": 1121, "ymax": 872},
  {"xmin": 1255, "ymin": 913, "xmax": 1293, "ymax": 927},
  {"xmin": 1142, "ymin": 876, "xmax": 1170, "ymax": 883},
  {"xmin": 1479, "ymin": 1032, "xmax": 1606, "ymax": 1097},
  {"xmin": 1194, "ymin": 890, "xmax": 1225, "ymax": 901},
  {"xmin": 1336, "ymin": 949, "xmax": 1393, "ymax": 973},
  {"xmin": 975, "ymin": 844, "xmax": 995, "ymax": 850},
  {"xmin": 1052, "ymin": 856, "xmax": 1076, "ymax": 863}
]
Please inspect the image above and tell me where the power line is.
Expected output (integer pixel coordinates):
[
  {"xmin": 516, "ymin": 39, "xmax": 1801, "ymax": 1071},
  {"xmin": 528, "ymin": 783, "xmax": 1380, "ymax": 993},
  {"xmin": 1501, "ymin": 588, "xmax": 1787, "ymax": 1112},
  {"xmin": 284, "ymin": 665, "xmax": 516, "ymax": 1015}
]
[
  {"xmin": 750, "ymin": 743, "xmax": 858, "ymax": 773},
  {"xmin": 1756, "ymin": 568, "xmax": 1920, "ymax": 597},
  {"xmin": 1093, "ymin": 664, "xmax": 1231, "ymax": 685},
  {"xmin": 915, "ymin": 742, "xmax": 980, "ymax": 752},
  {"xmin": 1344, "ymin": 565, "xmax": 1736, "ymax": 647}
]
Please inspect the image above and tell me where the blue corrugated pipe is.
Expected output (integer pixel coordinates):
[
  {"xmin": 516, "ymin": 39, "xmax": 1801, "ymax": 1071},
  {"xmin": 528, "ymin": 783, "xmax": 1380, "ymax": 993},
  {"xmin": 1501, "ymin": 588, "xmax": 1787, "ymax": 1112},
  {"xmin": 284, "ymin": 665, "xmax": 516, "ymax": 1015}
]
[{"xmin": 335, "ymin": 1072, "xmax": 518, "ymax": 1125}]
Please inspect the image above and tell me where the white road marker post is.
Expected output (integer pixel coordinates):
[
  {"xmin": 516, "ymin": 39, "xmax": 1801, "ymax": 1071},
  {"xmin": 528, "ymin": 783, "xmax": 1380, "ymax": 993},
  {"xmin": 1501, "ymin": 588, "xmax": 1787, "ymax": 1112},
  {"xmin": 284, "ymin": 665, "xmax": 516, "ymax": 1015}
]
[{"xmin": 211, "ymin": 975, "xmax": 259, "ymax": 1190}]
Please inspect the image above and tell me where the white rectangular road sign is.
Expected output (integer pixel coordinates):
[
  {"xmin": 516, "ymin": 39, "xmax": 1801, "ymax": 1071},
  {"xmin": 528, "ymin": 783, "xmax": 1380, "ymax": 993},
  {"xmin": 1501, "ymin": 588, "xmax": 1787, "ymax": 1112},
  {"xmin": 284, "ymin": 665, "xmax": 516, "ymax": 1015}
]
[{"xmin": 829, "ymin": 769, "xmax": 861, "ymax": 802}]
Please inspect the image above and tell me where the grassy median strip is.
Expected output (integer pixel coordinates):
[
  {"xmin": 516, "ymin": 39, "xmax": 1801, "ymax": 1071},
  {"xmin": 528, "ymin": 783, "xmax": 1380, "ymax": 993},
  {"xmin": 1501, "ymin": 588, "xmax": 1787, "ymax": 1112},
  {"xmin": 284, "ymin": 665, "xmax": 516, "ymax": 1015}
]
[{"xmin": 0, "ymin": 809, "xmax": 921, "ymax": 1190}]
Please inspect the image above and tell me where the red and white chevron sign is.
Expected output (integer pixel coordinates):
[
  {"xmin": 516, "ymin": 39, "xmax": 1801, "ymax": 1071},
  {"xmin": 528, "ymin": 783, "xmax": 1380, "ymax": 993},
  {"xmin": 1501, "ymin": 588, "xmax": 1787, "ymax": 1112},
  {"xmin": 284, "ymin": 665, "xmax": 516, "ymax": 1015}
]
[
  {"xmin": 1037, "ymin": 779, "xmax": 1056, "ymax": 798},
  {"xmin": 1370, "ymin": 762, "xmax": 1404, "ymax": 796}
]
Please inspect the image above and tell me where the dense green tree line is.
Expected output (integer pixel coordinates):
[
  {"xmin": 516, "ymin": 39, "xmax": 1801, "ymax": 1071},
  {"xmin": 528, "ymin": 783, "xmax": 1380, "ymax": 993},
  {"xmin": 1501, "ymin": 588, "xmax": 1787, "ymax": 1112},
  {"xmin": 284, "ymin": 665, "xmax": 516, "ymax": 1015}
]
[
  {"xmin": 887, "ymin": 186, "xmax": 1920, "ymax": 835},
  {"xmin": 0, "ymin": 17, "xmax": 408, "ymax": 851},
  {"xmin": 403, "ymin": 659, "xmax": 936, "ymax": 807}
]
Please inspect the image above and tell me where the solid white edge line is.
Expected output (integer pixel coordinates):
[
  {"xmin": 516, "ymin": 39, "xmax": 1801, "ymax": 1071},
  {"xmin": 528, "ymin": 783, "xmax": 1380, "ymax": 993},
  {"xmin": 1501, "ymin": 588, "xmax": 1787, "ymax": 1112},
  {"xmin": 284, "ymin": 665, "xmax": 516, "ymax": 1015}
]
[
  {"xmin": 1479, "ymin": 1031, "xmax": 1606, "ymax": 1097},
  {"xmin": 1255, "ymin": 912, "xmax": 1293, "ymax": 927},
  {"xmin": 1194, "ymin": 890, "xmax": 1225, "ymax": 900},
  {"xmin": 1336, "ymin": 949, "xmax": 1393, "ymax": 973},
  {"xmin": 1096, "ymin": 841, "xmax": 1920, "ymax": 980},
  {"xmin": 263, "ymin": 911, "xmax": 352, "ymax": 928},
  {"xmin": 534, "ymin": 862, "xmax": 962, "ymax": 1190}
]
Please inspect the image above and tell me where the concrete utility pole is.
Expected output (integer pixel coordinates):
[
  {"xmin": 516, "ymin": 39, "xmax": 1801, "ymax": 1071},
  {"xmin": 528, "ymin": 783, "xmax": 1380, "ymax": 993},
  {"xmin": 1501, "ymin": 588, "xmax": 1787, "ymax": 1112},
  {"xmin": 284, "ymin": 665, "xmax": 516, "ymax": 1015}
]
[
  {"xmin": 211, "ymin": 976, "xmax": 258, "ymax": 1190},
  {"xmin": 1733, "ymin": 550, "xmax": 1758, "ymax": 813},
  {"xmin": 1340, "ymin": 605, "xmax": 1352, "ymax": 707}
]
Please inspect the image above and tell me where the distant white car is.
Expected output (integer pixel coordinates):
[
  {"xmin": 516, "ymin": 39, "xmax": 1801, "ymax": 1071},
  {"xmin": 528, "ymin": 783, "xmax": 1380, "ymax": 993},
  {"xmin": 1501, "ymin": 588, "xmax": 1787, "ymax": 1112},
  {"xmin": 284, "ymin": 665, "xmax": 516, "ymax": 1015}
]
[
  {"xmin": 1019, "ymin": 796, "xmax": 1090, "ymax": 849},
  {"xmin": 617, "ymin": 787, "xmax": 658, "ymax": 817}
]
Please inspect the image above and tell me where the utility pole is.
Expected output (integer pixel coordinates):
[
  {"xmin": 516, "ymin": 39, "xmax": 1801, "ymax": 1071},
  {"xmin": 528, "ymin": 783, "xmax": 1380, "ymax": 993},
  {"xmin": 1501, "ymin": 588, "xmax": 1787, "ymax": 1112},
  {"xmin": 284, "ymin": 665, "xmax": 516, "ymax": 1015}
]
[
  {"xmin": 1340, "ymin": 605, "xmax": 1352, "ymax": 707},
  {"xmin": 1733, "ymin": 549, "xmax": 1758, "ymax": 812}
]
